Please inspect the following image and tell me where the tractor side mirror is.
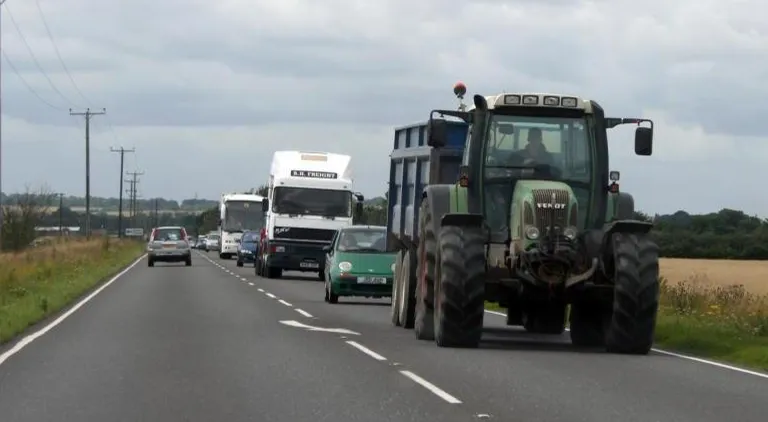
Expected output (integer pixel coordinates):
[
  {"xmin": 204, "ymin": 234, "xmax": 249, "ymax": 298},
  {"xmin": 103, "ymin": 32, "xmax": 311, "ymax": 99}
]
[
  {"xmin": 261, "ymin": 199, "xmax": 269, "ymax": 212},
  {"xmin": 634, "ymin": 127, "xmax": 653, "ymax": 156},
  {"xmin": 427, "ymin": 119, "xmax": 448, "ymax": 148}
]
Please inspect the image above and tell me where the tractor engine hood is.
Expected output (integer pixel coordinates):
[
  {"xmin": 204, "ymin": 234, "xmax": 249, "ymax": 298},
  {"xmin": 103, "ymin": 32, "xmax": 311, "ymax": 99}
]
[
  {"xmin": 509, "ymin": 179, "xmax": 597, "ymax": 287},
  {"xmin": 511, "ymin": 179, "xmax": 578, "ymax": 242}
]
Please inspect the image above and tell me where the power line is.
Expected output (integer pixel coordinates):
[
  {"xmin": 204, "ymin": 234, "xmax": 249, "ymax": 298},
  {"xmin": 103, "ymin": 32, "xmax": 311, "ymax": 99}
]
[
  {"xmin": 33, "ymin": 0, "xmax": 91, "ymax": 106},
  {"xmin": 1, "ymin": 50, "xmax": 66, "ymax": 110},
  {"xmin": 111, "ymin": 147, "xmax": 135, "ymax": 237},
  {"xmin": 2, "ymin": 3, "xmax": 76, "ymax": 107},
  {"xmin": 70, "ymin": 108, "xmax": 107, "ymax": 238}
]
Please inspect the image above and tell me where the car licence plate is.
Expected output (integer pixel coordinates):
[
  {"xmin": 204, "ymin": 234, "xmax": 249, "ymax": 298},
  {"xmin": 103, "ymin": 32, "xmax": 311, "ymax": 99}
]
[
  {"xmin": 357, "ymin": 277, "xmax": 387, "ymax": 284},
  {"xmin": 300, "ymin": 262, "xmax": 319, "ymax": 269}
]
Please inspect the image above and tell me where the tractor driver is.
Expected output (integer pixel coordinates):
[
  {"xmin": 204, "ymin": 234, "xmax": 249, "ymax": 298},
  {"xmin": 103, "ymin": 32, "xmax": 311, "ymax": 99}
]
[{"xmin": 520, "ymin": 128, "xmax": 553, "ymax": 165}]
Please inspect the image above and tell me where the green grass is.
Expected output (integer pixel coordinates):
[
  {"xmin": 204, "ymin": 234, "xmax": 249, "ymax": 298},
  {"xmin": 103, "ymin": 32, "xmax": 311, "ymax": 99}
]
[
  {"xmin": 484, "ymin": 277, "xmax": 768, "ymax": 372},
  {"xmin": 0, "ymin": 237, "xmax": 145, "ymax": 344}
]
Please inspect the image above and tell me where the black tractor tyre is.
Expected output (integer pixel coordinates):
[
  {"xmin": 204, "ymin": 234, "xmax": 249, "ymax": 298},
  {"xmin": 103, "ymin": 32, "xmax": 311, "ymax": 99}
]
[
  {"xmin": 569, "ymin": 305, "xmax": 607, "ymax": 348},
  {"xmin": 433, "ymin": 225, "xmax": 486, "ymax": 348},
  {"xmin": 398, "ymin": 249, "xmax": 417, "ymax": 329},
  {"xmin": 148, "ymin": 258, "xmax": 154, "ymax": 267},
  {"xmin": 391, "ymin": 251, "xmax": 403, "ymax": 326},
  {"xmin": 185, "ymin": 257, "xmax": 192, "ymax": 267},
  {"xmin": 414, "ymin": 200, "xmax": 436, "ymax": 341},
  {"xmin": 236, "ymin": 260, "xmax": 243, "ymax": 267},
  {"xmin": 605, "ymin": 233, "xmax": 660, "ymax": 355}
]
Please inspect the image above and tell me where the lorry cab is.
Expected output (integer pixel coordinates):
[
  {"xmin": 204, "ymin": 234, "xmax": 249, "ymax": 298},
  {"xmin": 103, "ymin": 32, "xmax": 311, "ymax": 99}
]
[{"xmin": 256, "ymin": 150, "xmax": 365, "ymax": 280}]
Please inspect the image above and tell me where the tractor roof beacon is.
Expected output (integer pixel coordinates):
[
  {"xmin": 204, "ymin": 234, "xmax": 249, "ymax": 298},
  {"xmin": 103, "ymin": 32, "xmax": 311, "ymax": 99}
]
[{"xmin": 404, "ymin": 82, "xmax": 659, "ymax": 354}]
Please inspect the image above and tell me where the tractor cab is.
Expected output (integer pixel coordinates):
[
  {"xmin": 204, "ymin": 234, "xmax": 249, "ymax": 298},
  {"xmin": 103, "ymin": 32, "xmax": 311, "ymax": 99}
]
[{"xmin": 427, "ymin": 86, "xmax": 653, "ymax": 248}]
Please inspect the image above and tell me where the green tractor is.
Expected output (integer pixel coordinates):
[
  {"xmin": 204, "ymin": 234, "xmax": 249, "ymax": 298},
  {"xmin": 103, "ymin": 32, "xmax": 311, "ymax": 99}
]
[{"xmin": 409, "ymin": 83, "xmax": 659, "ymax": 354}]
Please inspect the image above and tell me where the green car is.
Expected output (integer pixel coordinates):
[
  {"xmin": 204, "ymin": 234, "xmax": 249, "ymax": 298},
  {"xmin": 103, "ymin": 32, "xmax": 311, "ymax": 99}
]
[{"xmin": 323, "ymin": 225, "xmax": 396, "ymax": 304}]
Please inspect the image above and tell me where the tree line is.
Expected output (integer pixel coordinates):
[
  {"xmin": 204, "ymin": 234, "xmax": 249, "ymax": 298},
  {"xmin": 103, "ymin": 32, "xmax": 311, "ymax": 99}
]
[
  {"xmin": 0, "ymin": 192, "xmax": 218, "ymax": 211},
  {"xmin": 5, "ymin": 186, "xmax": 768, "ymax": 259}
]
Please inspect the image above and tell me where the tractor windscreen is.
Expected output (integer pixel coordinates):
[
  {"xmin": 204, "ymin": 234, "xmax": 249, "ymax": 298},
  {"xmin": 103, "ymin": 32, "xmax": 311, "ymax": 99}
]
[{"xmin": 483, "ymin": 114, "xmax": 594, "ymax": 234}]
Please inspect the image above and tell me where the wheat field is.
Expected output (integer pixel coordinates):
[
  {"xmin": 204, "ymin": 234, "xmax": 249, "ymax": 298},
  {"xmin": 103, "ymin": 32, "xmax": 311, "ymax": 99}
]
[{"xmin": 660, "ymin": 258, "xmax": 768, "ymax": 295}]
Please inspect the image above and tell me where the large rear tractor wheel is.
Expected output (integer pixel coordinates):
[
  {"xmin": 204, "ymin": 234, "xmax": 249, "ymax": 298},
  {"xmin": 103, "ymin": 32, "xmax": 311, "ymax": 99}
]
[
  {"xmin": 414, "ymin": 201, "xmax": 436, "ymax": 341},
  {"xmin": 390, "ymin": 251, "xmax": 404, "ymax": 326},
  {"xmin": 605, "ymin": 233, "xmax": 660, "ymax": 355},
  {"xmin": 433, "ymin": 225, "xmax": 486, "ymax": 348},
  {"xmin": 398, "ymin": 249, "xmax": 417, "ymax": 328}
]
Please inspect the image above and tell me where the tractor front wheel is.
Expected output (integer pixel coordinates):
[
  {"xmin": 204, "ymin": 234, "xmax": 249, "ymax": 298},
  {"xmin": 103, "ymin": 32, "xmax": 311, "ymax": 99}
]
[
  {"xmin": 605, "ymin": 233, "xmax": 660, "ymax": 355},
  {"xmin": 433, "ymin": 225, "xmax": 486, "ymax": 348}
]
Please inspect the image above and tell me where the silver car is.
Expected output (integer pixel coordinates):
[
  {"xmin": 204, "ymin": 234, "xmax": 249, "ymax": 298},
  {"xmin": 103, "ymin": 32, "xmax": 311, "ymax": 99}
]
[
  {"xmin": 147, "ymin": 226, "xmax": 192, "ymax": 267},
  {"xmin": 205, "ymin": 234, "xmax": 221, "ymax": 252}
]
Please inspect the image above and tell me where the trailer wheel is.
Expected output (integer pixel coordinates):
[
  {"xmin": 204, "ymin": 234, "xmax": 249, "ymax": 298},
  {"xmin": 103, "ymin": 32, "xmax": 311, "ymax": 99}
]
[
  {"xmin": 433, "ymin": 225, "xmax": 485, "ymax": 348},
  {"xmin": 605, "ymin": 233, "xmax": 660, "ymax": 355},
  {"xmin": 414, "ymin": 200, "xmax": 436, "ymax": 341},
  {"xmin": 398, "ymin": 249, "xmax": 417, "ymax": 329},
  {"xmin": 390, "ymin": 251, "xmax": 403, "ymax": 326}
]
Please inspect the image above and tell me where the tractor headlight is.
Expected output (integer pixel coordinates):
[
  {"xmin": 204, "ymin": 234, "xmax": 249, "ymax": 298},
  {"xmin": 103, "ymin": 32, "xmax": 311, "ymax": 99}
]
[
  {"xmin": 525, "ymin": 226, "xmax": 540, "ymax": 240},
  {"xmin": 391, "ymin": 263, "xmax": 396, "ymax": 272},
  {"xmin": 339, "ymin": 261, "xmax": 352, "ymax": 272},
  {"xmin": 564, "ymin": 226, "xmax": 577, "ymax": 240}
]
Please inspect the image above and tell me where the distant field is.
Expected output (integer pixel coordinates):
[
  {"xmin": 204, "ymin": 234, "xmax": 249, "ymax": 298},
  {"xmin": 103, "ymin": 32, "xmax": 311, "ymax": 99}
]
[{"xmin": 660, "ymin": 258, "xmax": 768, "ymax": 294}]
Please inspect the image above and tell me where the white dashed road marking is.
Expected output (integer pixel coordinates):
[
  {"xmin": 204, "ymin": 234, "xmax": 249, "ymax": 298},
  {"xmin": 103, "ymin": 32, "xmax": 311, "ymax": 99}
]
[
  {"xmin": 278, "ymin": 299, "xmax": 292, "ymax": 307},
  {"xmin": 295, "ymin": 308, "xmax": 313, "ymax": 318},
  {"xmin": 346, "ymin": 341, "xmax": 387, "ymax": 361},
  {"xmin": 399, "ymin": 370, "xmax": 462, "ymax": 404}
]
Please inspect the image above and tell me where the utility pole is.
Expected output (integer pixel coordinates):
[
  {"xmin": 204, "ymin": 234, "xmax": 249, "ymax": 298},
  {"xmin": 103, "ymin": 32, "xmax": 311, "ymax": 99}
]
[
  {"xmin": 70, "ymin": 107, "xmax": 106, "ymax": 239},
  {"xmin": 110, "ymin": 147, "xmax": 134, "ymax": 238},
  {"xmin": 0, "ymin": 0, "xmax": 8, "ymax": 249},
  {"xmin": 125, "ymin": 171, "xmax": 143, "ymax": 235},
  {"xmin": 58, "ymin": 193, "xmax": 64, "ymax": 236},
  {"xmin": 154, "ymin": 198, "xmax": 159, "ymax": 227}
]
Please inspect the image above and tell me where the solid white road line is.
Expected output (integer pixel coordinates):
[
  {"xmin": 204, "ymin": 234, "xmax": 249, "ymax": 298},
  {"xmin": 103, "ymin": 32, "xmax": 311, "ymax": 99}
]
[
  {"xmin": 482, "ymin": 309, "xmax": 768, "ymax": 379},
  {"xmin": 295, "ymin": 309, "xmax": 313, "ymax": 318},
  {"xmin": 278, "ymin": 299, "xmax": 293, "ymax": 307},
  {"xmin": 399, "ymin": 370, "xmax": 462, "ymax": 404},
  {"xmin": 0, "ymin": 254, "xmax": 147, "ymax": 367},
  {"xmin": 346, "ymin": 341, "xmax": 387, "ymax": 361}
]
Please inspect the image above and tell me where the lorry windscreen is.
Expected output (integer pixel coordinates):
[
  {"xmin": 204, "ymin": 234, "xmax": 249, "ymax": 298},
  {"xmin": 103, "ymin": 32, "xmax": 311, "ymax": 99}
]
[
  {"xmin": 223, "ymin": 201, "xmax": 265, "ymax": 232},
  {"xmin": 273, "ymin": 187, "xmax": 351, "ymax": 218}
]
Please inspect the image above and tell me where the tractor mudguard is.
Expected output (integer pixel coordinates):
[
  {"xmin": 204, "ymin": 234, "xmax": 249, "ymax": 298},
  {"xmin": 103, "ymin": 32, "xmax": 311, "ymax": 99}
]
[
  {"xmin": 614, "ymin": 192, "xmax": 635, "ymax": 220},
  {"xmin": 441, "ymin": 213, "xmax": 484, "ymax": 228},
  {"xmin": 423, "ymin": 184, "xmax": 453, "ymax": 239},
  {"xmin": 599, "ymin": 219, "xmax": 654, "ymax": 270}
]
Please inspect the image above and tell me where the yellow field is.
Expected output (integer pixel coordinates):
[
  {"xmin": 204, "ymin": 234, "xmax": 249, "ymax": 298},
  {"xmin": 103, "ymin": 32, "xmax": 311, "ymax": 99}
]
[{"xmin": 660, "ymin": 258, "xmax": 768, "ymax": 295}]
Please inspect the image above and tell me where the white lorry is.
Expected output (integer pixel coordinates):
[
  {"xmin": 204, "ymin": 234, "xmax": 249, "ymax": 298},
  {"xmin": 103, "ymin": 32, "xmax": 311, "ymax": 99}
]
[
  {"xmin": 256, "ymin": 151, "xmax": 364, "ymax": 279},
  {"xmin": 218, "ymin": 193, "xmax": 266, "ymax": 259}
]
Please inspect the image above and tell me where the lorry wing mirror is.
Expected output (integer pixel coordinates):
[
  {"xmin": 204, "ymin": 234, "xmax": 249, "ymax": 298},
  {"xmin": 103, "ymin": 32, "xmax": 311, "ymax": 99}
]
[
  {"xmin": 354, "ymin": 193, "xmax": 364, "ymax": 202},
  {"xmin": 261, "ymin": 199, "xmax": 269, "ymax": 212},
  {"xmin": 634, "ymin": 127, "xmax": 653, "ymax": 156},
  {"xmin": 355, "ymin": 202, "xmax": 364, "ymax": 217},
  {"xmin": 427, "ymin": 118, "xmax": 448, "ymax": 148}
]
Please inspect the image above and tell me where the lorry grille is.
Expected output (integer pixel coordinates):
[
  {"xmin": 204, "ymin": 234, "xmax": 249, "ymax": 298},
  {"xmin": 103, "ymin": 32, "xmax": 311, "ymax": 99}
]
[
  {"xmin": 273, "ymin": 226, "xmax": 336, "ymax": 242},
  {"xmin": 531, "ymin": 189, "xmax": 571, "ymax": 233}
]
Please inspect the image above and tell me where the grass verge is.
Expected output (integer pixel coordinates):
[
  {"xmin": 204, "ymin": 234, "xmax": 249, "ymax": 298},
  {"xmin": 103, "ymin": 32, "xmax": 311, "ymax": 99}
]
[
  {"xmin": 484, "ymin": 275, "xmax": 768, "ymax": 372},
  {"xmin": 0, "ymin": 237, "xmax": 145, "ymax": 345}
]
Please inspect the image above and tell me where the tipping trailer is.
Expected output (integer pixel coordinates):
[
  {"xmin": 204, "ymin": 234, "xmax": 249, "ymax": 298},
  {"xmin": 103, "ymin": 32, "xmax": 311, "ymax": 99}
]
[
  {"xmin": 388, "ymin": 82, "xmax": 659, "ymax": 355},
  {"xmin": 386, "ymin": 120, "xmax": 469, "ymax": 328}
]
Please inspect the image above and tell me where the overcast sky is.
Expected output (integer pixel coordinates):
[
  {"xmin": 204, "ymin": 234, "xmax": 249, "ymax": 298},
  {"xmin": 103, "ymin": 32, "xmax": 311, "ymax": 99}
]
[{"xmin": 1, "ymin": 0, "xmax": 766, "ymax": 216}]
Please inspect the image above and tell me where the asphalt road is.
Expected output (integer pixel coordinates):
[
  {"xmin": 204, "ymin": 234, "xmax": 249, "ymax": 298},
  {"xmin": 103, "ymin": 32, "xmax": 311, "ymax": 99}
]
[{"xmin": 1, "ymin": 250, "xmax": 766, "ymax": 422}]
